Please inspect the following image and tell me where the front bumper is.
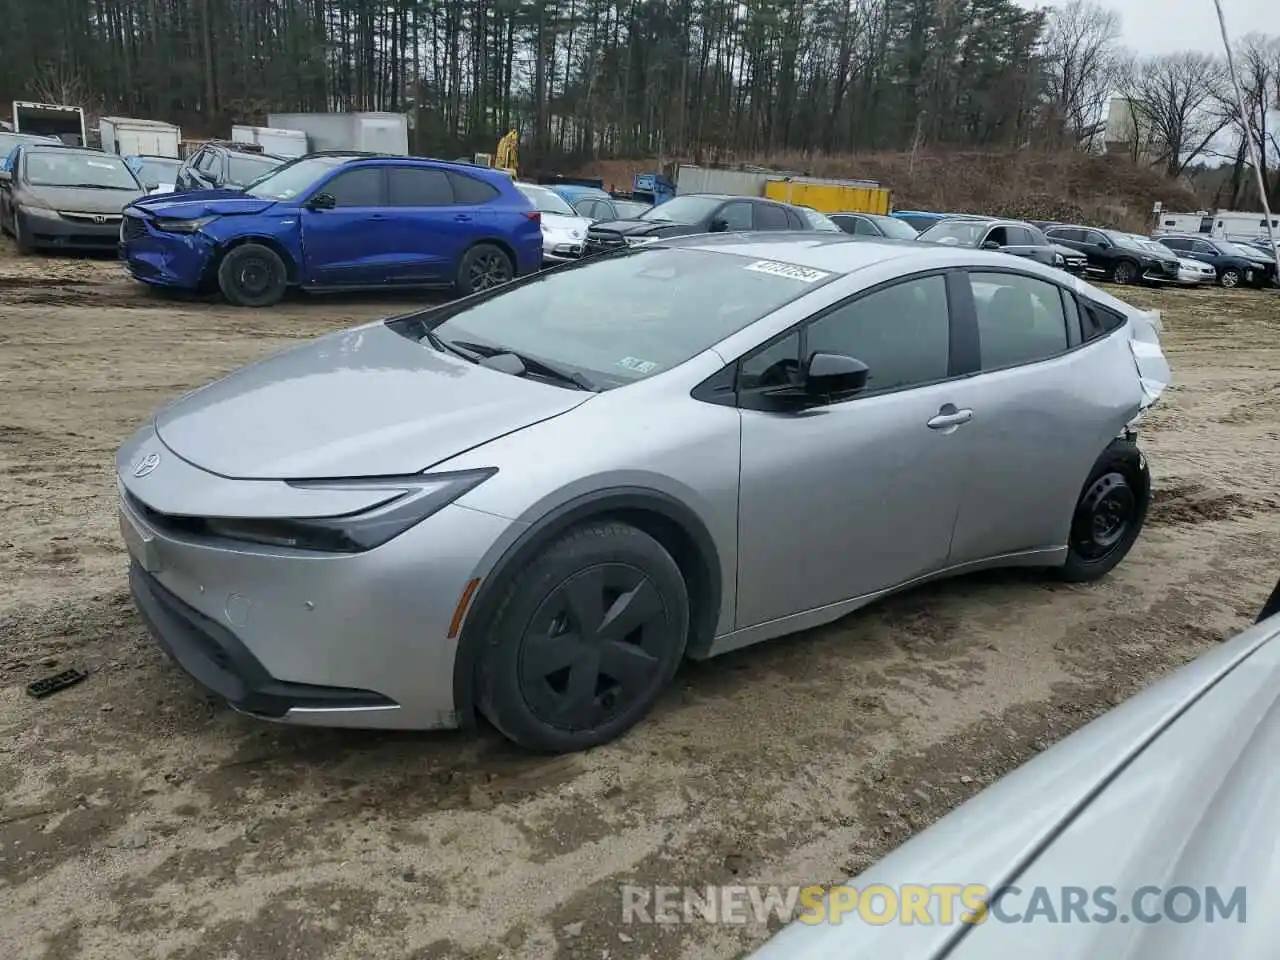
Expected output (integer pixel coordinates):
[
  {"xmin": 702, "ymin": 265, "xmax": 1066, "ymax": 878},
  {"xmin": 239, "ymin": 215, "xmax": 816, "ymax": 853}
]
[
  {"xmin": 542, "ymin": 238, "xmax": 585, "ymax": 264},
  {"xmin": 119, "ymin": 212, "xmax": 216, "ymax": 289},
  {"xmin": 1141, "ymin": 261, "xmax": 1181, "ymax": 283},
  {"xmin": 18, "ymin": 209, "xmax": 122, "ymax": 251},
  {"xmin": 117, "ymin": 438, "xmax": 521, "ymax": 730}
]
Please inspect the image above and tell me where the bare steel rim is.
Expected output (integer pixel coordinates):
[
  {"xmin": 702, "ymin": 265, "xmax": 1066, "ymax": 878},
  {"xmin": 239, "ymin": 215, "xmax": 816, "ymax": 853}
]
[
  {"xmin": 1071, "ymin": 471, "xmax": 1137, "ymax": 563},
  {"xmin": 469, "ymin": 250, "xmax": 513, "ymax": 290},
  {"xmin": 233, "ymin": 252, "xmax": 278, "ymax": 297},
  {"xmin": 517, "ymin": 562, "xmax": 674, "ymax": 732}
]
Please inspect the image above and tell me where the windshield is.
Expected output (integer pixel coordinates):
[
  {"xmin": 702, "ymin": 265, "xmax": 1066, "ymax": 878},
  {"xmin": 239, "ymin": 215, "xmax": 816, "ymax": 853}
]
[
  {"xmin": 798, "ymin": 208, "xmax": 842, "ymax": 232},
  {"xmin": 1106, "ymin": 231, "xmax": 1146, "ymax": 252},
  {"xmin": 640, "ymin": 196, "xmax": 723, "ymax": 224},
  {"xmin": 228, "ymin": 153, "xmax": 284, "ymax": 186},
  {"xmin": 132, "ymin": 157, "xmax": 182, "ymax": 183},
  {"xmin": 427, "ymin": 247, "xmax": 835, "ymax": 389},
  {"xmin": 517, "ymin": 184, "xmax": 575, "ymax": 216},
  {"xmin": 1226, "ymin": 241, "xmax": 1267, "ymax": 259},
  {"xmin": 870, "ymin": 215, "xmax": 920, "ymax": 240},
  {"xmin": 917, "ymin": 219, "xmax": 987, "ymax": 246},
  {"xmin": 613, "ymin": 199, "xmax": 651, "ymax": 218},
  {"xmin": 24, "ymin": 151, "xmax": 140, "ymax": 189},
  {"xmin": 244, "ymin": 155, "xmax": 350, "ymax": 199}
]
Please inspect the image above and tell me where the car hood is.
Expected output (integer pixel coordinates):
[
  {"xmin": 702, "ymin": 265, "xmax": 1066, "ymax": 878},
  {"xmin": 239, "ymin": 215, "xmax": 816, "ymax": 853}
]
[
  {"xmin": 1177, "ymin": 257, "xmax": 1211, "ymax": 270},
  {"xmin": 588, "ymin": 218, "xmax": 690, "ymax": 237},
  {"xmin": 750, "ymin": 605, "xmax": 1280, "ymax": 959},
  {"xmin": 1050, "ymin": 243, "xmax": 1084, "ymax": 258},
  {"xmin": 152, "ymin": 321, "xmax": 592, "ymax": 479},
  {"xmin": 541, "ymin": 212, "xmax": 594, "ymax": 238},
  {"xmin": 24, "ymin": 184, "xmax": 144, "ymax": 213},
  {"xmin": 128, "ymin": 188, "xmax": 277, "ymax": 219}
]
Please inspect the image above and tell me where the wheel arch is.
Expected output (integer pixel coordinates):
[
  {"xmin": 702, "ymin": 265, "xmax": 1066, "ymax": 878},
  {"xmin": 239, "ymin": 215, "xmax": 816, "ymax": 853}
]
[
  {"xmin": 451, "ymin": 487, "xmax": 724, "ymax": 728},
  {"xmin": 466, "ymin": 236, "xmax": 519, "ymax": 273},
  {"xmin": 212, "ymin": 235, "xmax": 301, "ymax": 285}
]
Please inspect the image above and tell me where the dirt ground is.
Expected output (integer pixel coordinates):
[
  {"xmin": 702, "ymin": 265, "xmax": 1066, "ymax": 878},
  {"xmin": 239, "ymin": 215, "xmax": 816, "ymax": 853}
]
[{"xmin": 1, "ymin": 241, "xmax": 1277, "ymax": 960}]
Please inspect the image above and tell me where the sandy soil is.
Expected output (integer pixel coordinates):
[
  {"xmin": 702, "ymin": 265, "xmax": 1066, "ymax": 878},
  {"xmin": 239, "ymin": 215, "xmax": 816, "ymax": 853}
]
[{"xmin": 1, "ymin": 242, "xmax": 1277, "ymax": 960}]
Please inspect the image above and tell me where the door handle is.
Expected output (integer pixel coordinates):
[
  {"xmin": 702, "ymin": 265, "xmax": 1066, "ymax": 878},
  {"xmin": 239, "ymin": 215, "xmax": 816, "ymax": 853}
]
[
  {"xmin": 369, "ymin": 213, "xmax": 387, "ymax": 220},
  {"xmin": 927, "ymin": 406, "xmax": 974, "ymax": 430},
  {"xmin": 454, "ymin": 214, "xmax": 472, "ymax": 222}
]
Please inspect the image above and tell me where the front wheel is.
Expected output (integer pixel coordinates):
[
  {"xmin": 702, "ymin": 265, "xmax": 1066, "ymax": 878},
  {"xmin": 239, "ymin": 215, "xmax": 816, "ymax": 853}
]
[
  {"xmin": 476, "ymin": 521, "xmax": 690, "ymax": 752},
  {"xmin": 217, "ymin": 243, "xmax": 288, "ymax": 307},
  {"xmin": 1057, "ymin": 439, "xmax": 1150, "ymax": 583},
  {"xmin": 13, "ymin": 213, "xmax": 34, "ymax": 255},
  {"xmin": 456, "ymin": 243, "xmax": 514, "ymax": 296},
  {"xmin": 1111, "ymin": 259, "xmax": 1138, "ymax": 285},
  {"xmin": 1218, "ymin": 268, "xmax": 1241, "ymax": 288}
]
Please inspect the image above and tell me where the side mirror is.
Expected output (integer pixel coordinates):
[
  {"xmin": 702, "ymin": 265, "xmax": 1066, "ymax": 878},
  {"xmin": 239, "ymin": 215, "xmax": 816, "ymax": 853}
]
[
  {"xmin": 308, "ymin": 193, "xmax": 337, "ymax": 211},
  {"xmin": 981, "ymin": 240, "xmax": 1001, "ymax": 250},
  {"xmin": 709, "ymin": 217, "xmax": 729, "ymax": 233},
  {"xmin": 144, "ymin": 180, "xmax": 160, "ymax": 192},
  {"xmin": 804, "ymin": 352, "xmax": 869, "ymax": 398}
]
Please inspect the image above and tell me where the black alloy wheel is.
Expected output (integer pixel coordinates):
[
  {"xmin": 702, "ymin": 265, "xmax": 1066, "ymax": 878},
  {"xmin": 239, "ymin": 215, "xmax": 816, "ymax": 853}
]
[
  {"xmin": 1111, "ymin": 260, "xmax": 1137, "ymax": 285},
  {"xmin": 459, "ymin": 243, "xmax": 514, "ymax": 294},
  {"xmin": 476, "ymin": 521, "xmax": 689, "ymax": 752}
]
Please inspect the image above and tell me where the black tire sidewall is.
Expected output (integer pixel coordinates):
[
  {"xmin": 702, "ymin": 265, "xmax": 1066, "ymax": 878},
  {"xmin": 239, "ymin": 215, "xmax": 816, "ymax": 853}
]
[
  {"xmin": 456, "ymin": 243, "xmax": 513, "ymax": 296},
  {"xmin": 477, "ymin": 521, "xmax": 689, "ymax": 752},
  {"xmin": 217, "ymin": 243, "xmax": 287, "ymax": 307},
  {"xmin": 1059, "ymin": 440, "xmax": 1150, "ymax": 582}
]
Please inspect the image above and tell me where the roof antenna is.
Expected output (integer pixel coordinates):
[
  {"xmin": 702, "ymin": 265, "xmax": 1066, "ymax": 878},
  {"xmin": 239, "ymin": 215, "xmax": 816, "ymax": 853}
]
[{"xmin": 1212, "ymin": 0, "xmax": 1278, "ymax": 256}]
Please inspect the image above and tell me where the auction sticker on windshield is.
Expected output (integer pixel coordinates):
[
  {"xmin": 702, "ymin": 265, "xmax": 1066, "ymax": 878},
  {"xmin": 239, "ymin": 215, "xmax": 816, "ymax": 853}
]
[
  {"xmin": 743, "ymin": 260, "xmax": 832, "ymax": 283},
  {"xmin": 618, "ymin": 357, "xmax": 660, "ymax": 374}
]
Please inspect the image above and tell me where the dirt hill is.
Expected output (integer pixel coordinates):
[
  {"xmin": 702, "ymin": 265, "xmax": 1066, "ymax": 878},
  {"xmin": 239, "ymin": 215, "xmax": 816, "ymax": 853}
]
[{"xmin": 574, "ymin": 150, "xmax": 1202, "ymax": 232}]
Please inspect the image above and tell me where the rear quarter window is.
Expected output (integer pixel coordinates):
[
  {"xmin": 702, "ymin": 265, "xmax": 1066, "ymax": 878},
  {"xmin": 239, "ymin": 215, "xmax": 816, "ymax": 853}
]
[{"xmin": 448, "ymin": 171, "xmax": 500, "ymax": 204}]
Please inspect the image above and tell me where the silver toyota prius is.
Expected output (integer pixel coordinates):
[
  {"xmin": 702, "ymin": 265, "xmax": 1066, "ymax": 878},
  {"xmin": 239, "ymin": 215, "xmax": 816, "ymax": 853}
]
[{"xmin": 116, "ymin": 233, "xmax": 1170, "ymax": 752}]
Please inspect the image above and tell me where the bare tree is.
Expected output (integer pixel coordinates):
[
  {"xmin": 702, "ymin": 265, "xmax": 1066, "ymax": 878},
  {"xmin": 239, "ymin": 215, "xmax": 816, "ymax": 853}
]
[
  {"xmin": 1039, "ymin": 0, "xmax": 1121, "ymax": 150},
  {"xmin": 1215, "ymin": 34, "xmax": 1280, "ymax": 207},
  {"xmin": 1124, "ymin": 51, "xmax": 1230, "ymax": 177}
]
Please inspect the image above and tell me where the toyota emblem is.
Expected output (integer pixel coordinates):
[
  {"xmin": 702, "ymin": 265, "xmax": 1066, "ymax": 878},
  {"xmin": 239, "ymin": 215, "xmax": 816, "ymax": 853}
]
[{"xmin": 132, "ymin": 452, "xmax": 161, "ymax": 478}]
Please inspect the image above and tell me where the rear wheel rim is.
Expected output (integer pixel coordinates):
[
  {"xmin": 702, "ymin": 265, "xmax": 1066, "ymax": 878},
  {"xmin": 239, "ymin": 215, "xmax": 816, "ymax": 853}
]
[
  {"xmin": 518, "ymin": 563, "xmax": 672, "ymax": 733},
  {"xmin": 1070, "ymin": 471, "xmax": 1136, "ymax": 563},
  {"xmin": 470, "ymin": 252, "xmax": 511, "ymax": 290}
]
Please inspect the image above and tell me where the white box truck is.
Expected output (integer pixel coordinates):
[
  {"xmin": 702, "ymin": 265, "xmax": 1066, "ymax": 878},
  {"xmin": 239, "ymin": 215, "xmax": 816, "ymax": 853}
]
[
  {"xmin": 267, "ymin": 112, "xmax": 409, "ymax": 155},
  {"xmin": 99, "ymin": 117, "xmax": 181, "ymax": 158},
  {"xmin": 231, "ymin": 124, "xmax": 308, "ymax": 158},
  {"xmin": 13, "ymin": 101, "xmax": 86, "ymax": 146}
]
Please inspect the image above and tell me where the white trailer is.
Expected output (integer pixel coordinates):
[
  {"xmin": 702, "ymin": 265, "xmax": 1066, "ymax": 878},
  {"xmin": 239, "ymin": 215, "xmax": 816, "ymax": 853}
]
[
  {"xmin": 231, "ymin": 124, "xmax": 308, "ymax": 158},
  {"xmin": 1154, "ymin": 212, "xmax": 1212, "ymax": 235},
  {"xmin": 13, "ymin": 101, "xmax": 86, "ymax": 146},
  {"xmin": 98, "ymin": 117, "xmax": 181, "ymax": 158},
  {"xmin": 1210, "ymin": 210, "xmax": 1280, "ymax": 239},
  {"xmin": 267, "ymin": 112, "xmax": 409, "ymax": 155}
]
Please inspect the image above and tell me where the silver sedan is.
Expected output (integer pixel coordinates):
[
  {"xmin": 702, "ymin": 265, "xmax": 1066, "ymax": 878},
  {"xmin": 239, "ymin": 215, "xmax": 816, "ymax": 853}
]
[{"xmin": 116, "ymin": 233, "xmax": 1169, "ymax": 752}]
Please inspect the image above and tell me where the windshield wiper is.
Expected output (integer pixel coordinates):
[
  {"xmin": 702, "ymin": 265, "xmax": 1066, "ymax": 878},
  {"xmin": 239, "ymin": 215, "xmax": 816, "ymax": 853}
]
[
  {"xmin": 451, "ymin": 340, "xmax": 598, "ymax": 391},
  {"xmin": 419, "ymin": 327, "xmax": 481, "ymax": 363}
]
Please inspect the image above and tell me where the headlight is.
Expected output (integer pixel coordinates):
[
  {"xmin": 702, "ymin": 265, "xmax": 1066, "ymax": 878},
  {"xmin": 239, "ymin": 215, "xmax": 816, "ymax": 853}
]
[
  {"xmin": 201, "ymin": 469, "xmax": 496, "ymax": 553},
  {"xmin": 154, "ymin": 215, "xmax": 218, "ymax": 234},
  {"xmin": 20, "ymin": 203, "xmax": 60, "ymax": 219},
  {"xmin": 1053, "ymin": 253, "xmax": 1065, "ymax": 266},
  {"xmin": 624, "ymin": 236, "xmax": 657, "ymax": 247}
]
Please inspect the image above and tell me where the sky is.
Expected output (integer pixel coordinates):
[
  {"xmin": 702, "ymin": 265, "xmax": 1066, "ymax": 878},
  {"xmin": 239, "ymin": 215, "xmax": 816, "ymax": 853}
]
[{"xmin": 1018, "ymin": 0, "xmax": 1275, "ymax": 56}]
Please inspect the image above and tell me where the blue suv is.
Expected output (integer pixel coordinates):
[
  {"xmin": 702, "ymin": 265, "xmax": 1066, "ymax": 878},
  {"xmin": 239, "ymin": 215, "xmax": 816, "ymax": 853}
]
[{"xmin": 120, "ymin": 153, "xmax": 543, "ymax": 307}]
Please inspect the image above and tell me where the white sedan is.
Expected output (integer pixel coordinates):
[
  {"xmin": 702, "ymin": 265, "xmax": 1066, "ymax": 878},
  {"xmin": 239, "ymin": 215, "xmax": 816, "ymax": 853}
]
[{"xmin": 515, "ymin": 181, "xmax": 595, "ymax": 265}]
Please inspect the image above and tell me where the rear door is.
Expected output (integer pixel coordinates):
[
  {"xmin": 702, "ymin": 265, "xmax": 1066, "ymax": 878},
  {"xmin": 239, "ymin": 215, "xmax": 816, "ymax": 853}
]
[
  {"xmin": 298, "ymin": 165, "xmax": 393, "ymax": 287},
  {"xmin": 942, "ymin": 269, "xmax": 1136, "ymax": 564},
  {"xmin": 716, "ymin": 200, "xmax": 754, "ymax": 232},
  {"xmin": 752, "ymin": 201, "xmax": 791, "ymax": 232},
  {"xmin": 382, "ymin": 164, "xmax": 475, "ymax": 283}
]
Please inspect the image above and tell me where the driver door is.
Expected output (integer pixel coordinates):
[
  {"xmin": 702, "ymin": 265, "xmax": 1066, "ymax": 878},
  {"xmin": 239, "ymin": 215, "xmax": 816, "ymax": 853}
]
[
  {"xmin": 299, "ymin": 166, "xmax": 397, "ymax": 287},
  {"xmin": 734, "ymin": 272, "xmax": 972, "ymax": 628}
]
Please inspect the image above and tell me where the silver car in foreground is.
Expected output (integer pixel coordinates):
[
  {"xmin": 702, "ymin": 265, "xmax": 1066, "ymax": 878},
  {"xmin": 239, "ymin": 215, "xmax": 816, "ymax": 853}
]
[
  {"xmin": 749, "ymin": 580, "xmax": 1280, "ymax": 959},
  {"xmin": 117, "ymin": 233, "xmax": 1169, "ymax": 752}
]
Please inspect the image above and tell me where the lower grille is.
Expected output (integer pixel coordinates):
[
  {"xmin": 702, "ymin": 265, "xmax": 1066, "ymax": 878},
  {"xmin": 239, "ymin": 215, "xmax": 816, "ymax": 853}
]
[{"xmin": 121, "ymin": 215, "xmax": 148, "ymax": 242}]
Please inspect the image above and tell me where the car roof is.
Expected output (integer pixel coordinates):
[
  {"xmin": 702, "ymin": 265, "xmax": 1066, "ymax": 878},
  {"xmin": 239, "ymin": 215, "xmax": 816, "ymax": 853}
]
[
  {"xmin": 658, "ymin": 231, "xmax": 957, "ymax": 275},
  {"xmin": 24, "ymin": 145, "xmax": 116, "ymax": 158}
]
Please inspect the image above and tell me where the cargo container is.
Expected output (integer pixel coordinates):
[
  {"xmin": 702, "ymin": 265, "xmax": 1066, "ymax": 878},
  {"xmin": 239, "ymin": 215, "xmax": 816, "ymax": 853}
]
[
  {"xmin": 12, "ymin": 101, "xmax": 86, "ymax": 146},
  {"xmin": 267, "ymin": 112, "xmax": 409, "ymax": 155},
  {"xmin": 99, "ymin": 117, "xmax": 181, "ymax": 158},
  {"xmin": 673, "ymin": 164, "xmax": 891, "ymax": 215},
  {"xmin": 231, "ymin": 124, "xmax": 308, "ymax": 158}
]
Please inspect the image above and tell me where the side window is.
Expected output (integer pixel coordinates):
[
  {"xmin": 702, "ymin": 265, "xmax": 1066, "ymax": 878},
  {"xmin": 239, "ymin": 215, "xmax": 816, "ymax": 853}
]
[
  {"xmin": 852, "ymin": 217, "xmax": 879, "ymax": 236},
  {"xmin": 719, "ymin": 202, "xmax": 753, "ymax": 231},
  {"xmin": 387, "ymin": 166, "xmax": 453, "ymax": 206},
  {"xmin": 1192, "ymin": 240, "xmax": 1215, "ymax": 255},
  {"xmin": 784, "ymin": 207, "xmax": 805, "ymax": 229},
  {"xmin": 739, "ymin": 332, "xmax": 802, "ymax": 391},
  {"xmin": 1084, "ymin": 230, "xmax": 1108, "ymax": 246},
  {"xmin": 195, "ymin": 149, "xmax": 218, "ymax": 174},
  {"xmin": 323, "ymin": 167, "xmax": 385, "ymax": 207},
  {"xmin": 447, "ymin": 171, "xmax": 500, "ymax": 204},
  {"xmin": 1160, "ymin": 237, "xmax": 1187, "ymax": 251},
  {"xmin": 806, "ymin": 275, "xmax": 951, "ymax": 394},
  {"xmin": 985, "ymin": 226, "xmax": 1010, "ymax": 246},
  {"xmin": 1079, "ymin": 299, "xmax": 1125, "ymax": 341},
  {"xmin": 1008, "ymin": 226, "xmax": 1036, "ymax": 245},
  {"xmin": 575, "ymin": 199, "xmax": 598, "ymax": 217},
  {"xmin": 754, "ymin": 203, "xmax": 790, "ymax": 230},
  {"xmin": 971, "ymin": 272, "xmax": 1069, "ymax": 369}
]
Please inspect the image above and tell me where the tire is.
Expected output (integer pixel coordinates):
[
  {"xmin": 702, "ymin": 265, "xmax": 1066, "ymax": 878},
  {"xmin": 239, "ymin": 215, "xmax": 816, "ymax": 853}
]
[
  {"xmin": 1219, "ymin": 268, "xmax": 1241, "ymax": 288},
  {"xmin": 476, "ymin": 520, "xmax": 690, "ymax": 752},
  {"xmin": 13, "ymin": 212, "xmax": 34, "ymax": 255},
  {"xmin": 456, "ymin": 243, "xmax": 514, "ymax": 296},
  {"xmin": 1110, "ymin": 259, "xmax": 1138, "ymax": 285},
  {"xmin": 1057, "ymin": 439, "xmax": 1150, "ymax": 583},
  {"xmin": 216, "ymin": 243, "xmax": 288, "ymax": 307}
]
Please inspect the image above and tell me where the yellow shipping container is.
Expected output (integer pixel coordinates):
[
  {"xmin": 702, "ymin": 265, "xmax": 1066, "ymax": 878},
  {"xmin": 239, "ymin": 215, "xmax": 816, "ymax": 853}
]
[{"xmin": 763, "ymin": 178, "xmax": 892, "ymax": 215}]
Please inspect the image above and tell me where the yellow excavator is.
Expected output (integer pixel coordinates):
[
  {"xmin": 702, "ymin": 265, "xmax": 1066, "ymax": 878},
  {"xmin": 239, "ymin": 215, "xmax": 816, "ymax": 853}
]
[{"xmin": 472, "ymin": 129, "xmax": 519, "ymax": 178}]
